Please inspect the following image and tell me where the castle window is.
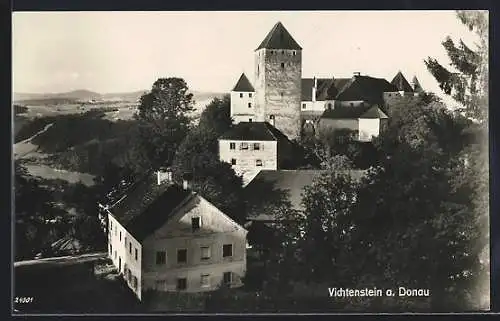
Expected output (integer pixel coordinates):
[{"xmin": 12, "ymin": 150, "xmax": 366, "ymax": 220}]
[
  {"xmin": 302, "ymin": 103, "xmax": 306, "ymax": 109},
  {"xmin": 229, "ymin": 142, "xmax": 235, "ymax": 150},
  {"xmin": 249, "ymin": 118, "xmax": 252, "ymax": 122},
  {"xmin": 281, "ymin": 63, "xmax": 285, "ymax": 70},
  {"xmin": 269, "ymin": 115, "xmax": 275, "ymax": 120},
  {"xmin": 249, "ymin": 93, "xmax": 252, "ymax": 98},
  {"xmin": 293, "ymin": 51, "xmax": 296, "ymax": 56},
  {"xmin": 240, "ymin": 93, "xmax": 243, "ymax": 98},
  {"xmin": 256, "ymin": 159, "xmax": 263, "ymax": 167},
  {"xmin": 248, "ymin": 102, "xmax": 252, "ymax": 108},
  {"xmin": 231, "ymin": 158, "xmax": 237, "ymax": 165}
]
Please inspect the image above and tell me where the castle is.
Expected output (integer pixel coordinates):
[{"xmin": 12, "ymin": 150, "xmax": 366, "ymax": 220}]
[{"xmin": 220, "ymin": 22, "xmax": 424, "ymax": 184}]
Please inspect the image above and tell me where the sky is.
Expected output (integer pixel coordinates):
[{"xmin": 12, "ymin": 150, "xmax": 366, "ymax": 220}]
[{"xmin": 12, "ymin": 11, "xmax": 483, "ymax": 104}]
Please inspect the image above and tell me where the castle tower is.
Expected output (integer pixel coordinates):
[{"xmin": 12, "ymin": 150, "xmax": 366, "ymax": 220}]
[{"xmin": 254, "ymin": 22, "xmax": 302, "ymax": 140}]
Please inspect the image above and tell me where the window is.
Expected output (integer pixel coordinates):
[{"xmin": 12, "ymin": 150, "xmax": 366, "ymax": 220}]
[
  {"xmin": 256, "ymin": 159, "xmax": 263, "ymax": 167},
  {"xmin": 201, "ymin": 274, "xmax": 210, "ymax": 287},
  {"xmin": 192, "ymin": 217, "xmax": 201, "ymax": 231},
  {"xmin": 156, "ymin": 251, "xmax": 166, "ymax": 265},
  {"xmin": 135, "ymin": 248, "xmax": 138, "ymax": 261},
  {"xmin": 127, "ymin": 269, "xmax": 132, "ymax": 283},
  {"xmin": 223, "ymin": 244, "xmax": 233, "ymax": 258},
  {"xmin": 281, "ymin": 63, "xmax": 285, "ymax": 69},
  {"xmin": 249, "ymin": 93, "xmax": 252, "ymax": 98},
  {"xmin": 177, "ymin": 249, "xmax": 187, "ymax": 263},
  {"xmin": 280, "ymin": 92, "xmax": 284, "ymax": 98},
  {"xmin": 240, "ymin": 142, "xmax": 248, "ymax": 150},
  {"xmin": 293, "ymin": 51, "xmax": 296, "ymax": 56},
  {"xmin": 249, "ymin": 118, "xmax": 252, "ymax": 122},
  {"xmin": 269, "ymin": 115, "xmax": 275, "ymax": 120},
  {"xmin": 177, "ymin": 278, "xmax": 187, "ymax": 290},
  {"xmin": 253, "ymin": 143, "xmax": 260, "ymax": 150},
  {"xmin": 223, "ymin": 272, "xmax": 232, "ymax": 285},
  {"xmin": 132, "ymin": 276, "xmax": 138, "ymax": 290},
  {"xmin": 119, "ymin": 231, "xmax": 121, "ymax": 241},
  {"xmin": 248, "ymin": 102, "xmax": 252, "ymax": 108},
  {"xmin": 125, "ymin": 237, "xmax": 127, "ymax": 246},
  {"xmin": 350, "ymin": 102, "xmax": 354, "ymax": 107},
  {"xmin": 155, "ymin": 280, "xmax": 167, "ymax": 290},
  {"xmin": 231, "ymin": 158, "xmax": 236, "ymax": 165},
  {"xmin": 114, "ymin": 251, "xmax": 117, "ymax": 259},
  {"xmin": 109, "ymin": 243, "xmax": 112, "ymax": 254},
  {"xmin": 129, "ymin": 242, "xmax": 132, "ymax": 254},
  {"xmin": 328, "ymin": 103, "xmax": 332, "ymax": 109},
  {"xmin": 229, "ymin": 142, "xmax": 236, "ymax": 150},
  {"xmin": 239, "ymin": 93, "xmax": 243, "ymax": 98},
  {"xmin": 302, "ymin": 103, "xmax": 306, "ymax": 109},
  {"xmin": 257, "ymin": 66, "xmax": 259, "ymax": 76},
  {"xmin": 201, "ymin": 246, "xmax": 211, "ymax": 260}
]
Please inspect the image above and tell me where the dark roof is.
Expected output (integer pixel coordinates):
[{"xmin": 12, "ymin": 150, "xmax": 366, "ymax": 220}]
[
  {"xmin": 301, "ymin": 78, "xmax": 350, "ymax": 101},
  {"xmin": 107, "ymin": 173, "xmax": 193, "ymax": 241},
  {"xmin": 245, "ymin": 170, "xmax": 366, "ymax": 218},
  {"xmin": 219, "ymin": 121, "xmax": 290, "ymax": 142},
  {"xmin": 412, "ymin": 76, "xmax": 424, "ymax": 93},
  {"xmin": 391, "ymin": 71, "xmax": 414, "ymax": 92},
  {"xmin": 232, "ymin": 73, "xmax": 255, "ymax": 92},
  {"xmin": 256, "ymin": 22, "xmax": 302, "ymax": 50},
  {"xmin": 335, "ymin": 76, "xmax": 398, "ymax": 104},
  {"xmin": 321, "ymin": 105, "xmax": 387, "ymax": 119}
]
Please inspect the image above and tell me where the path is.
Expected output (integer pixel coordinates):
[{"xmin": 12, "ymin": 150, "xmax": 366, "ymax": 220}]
[{"xmin": 14, "ymin": 123, "xmax": 53, "ymax": 160}]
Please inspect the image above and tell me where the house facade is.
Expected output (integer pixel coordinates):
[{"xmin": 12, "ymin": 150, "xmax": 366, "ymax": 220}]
[
  {"xmin": 99, "ymin": 170, "xmax": 248, "ymax": 301},
  {"xmin": 218, "ymin": 121, "xmax": 294, "ymax": 185}
]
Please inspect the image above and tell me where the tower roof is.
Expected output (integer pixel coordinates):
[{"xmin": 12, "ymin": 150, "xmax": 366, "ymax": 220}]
[
  {"xmin": 232, "ymin": 73, "xmax": 255, "ymax": 92},
  {"xmin": 412, "ymin": 76, "xmax": 424, "ymax": 93},
  {"xmin": 391, "ymin": 71, "xmax": 414, "ymax": 92},
  {"xmin": 256, "ymin": 22, "xmax": 302, "ymax": 51}
]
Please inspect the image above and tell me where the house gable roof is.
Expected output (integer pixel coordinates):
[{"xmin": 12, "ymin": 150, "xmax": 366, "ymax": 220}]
[
  {"xmin": 256, "ymin": 22, "xmax": 302, "ymax": 50},
  {"xmin": 219, "ymin": 121, "xmax": 291, "ymax": 143},
  {"xmin": 301, "ymin": 78, "xmax": 351, "ymax": 101},
  {"xmin": 391, "ymin": 71, "xmax": 414, "ymax": 92},
  {"xmin": 321, "ymin": 104, "xmax": 388, "ymax": 120},
  {"xmin": 232, "ymin": 73, "xmax": 255, "ymax": 92},
  {"xmin": 105, "ymin": 173, "xmax": 194, "ymax": 241},
  {"xmin": 244, "ymin": 169, "xmax": 366, "ymax": 220},
  {"xmin": 335, "ymin": 76, "xmax": 398, "ymax": 104}
]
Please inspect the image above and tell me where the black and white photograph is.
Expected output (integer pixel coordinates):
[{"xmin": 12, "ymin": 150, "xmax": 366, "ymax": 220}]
[{"xmin": 12, "ymin": 10, "xmax": 490, "ymax": 314}]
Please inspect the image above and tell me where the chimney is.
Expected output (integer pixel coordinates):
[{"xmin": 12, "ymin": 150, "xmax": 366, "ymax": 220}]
[
  {"xmin": 156, "ymin": 167, "xmax": 172, "ymax": 185},
  {"xmin": 312, "ymin": 77, "xmax": 317, "ymax": 103},
  {"xmin": 182, "ymin": 172, "xmax": 193, "ymax": 190}
]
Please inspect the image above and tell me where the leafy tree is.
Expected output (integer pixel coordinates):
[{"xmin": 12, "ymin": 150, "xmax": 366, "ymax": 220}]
[
  {"xmin": 172, "ymin": 127, "xmax": 245, "ymax": 224},
  {"xmin": 133, "ymin": 77, "xmax": 195, "ymax": 169},
  {"xmin": 198, "ymin": 95, "xmax": 232, "ymax": 136},
  {"xmin": 424, "ymin": 10, "xmax": 488, "ymax": 122}
]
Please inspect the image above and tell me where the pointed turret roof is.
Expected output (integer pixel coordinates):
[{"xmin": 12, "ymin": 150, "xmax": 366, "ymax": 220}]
[
  {"xmin": 391, "ymin": 71, "xmax": 414, "ymax": 92},
  {"xmin": 411, "ymin": 76, "xmax": 424, "ymax": 93},
  {"xmin": 232, "ymin": 73, "xmax": 255, "ymax": 92},
  {"xmin": 256, "ymin": 22, "xmax": 302, "ymax": 51}
]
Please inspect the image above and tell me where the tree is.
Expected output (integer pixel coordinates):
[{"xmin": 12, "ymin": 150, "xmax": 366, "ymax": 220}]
[
  {"xmin": 133, "ymin": 77, "xmax": 195, "ymax": 169},
  {"xmin": 172, "ymin": 127, "xmax": 245, "ymax": 224},
  {"xmin": 424, "ymin": 10, "xmax": 488, "ymax": 122},
  {"xmin": 198, "ymin": 95, "xmax": 232, "ymax": 136}
]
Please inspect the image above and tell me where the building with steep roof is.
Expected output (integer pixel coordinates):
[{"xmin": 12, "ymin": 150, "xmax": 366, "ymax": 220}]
[
  {"xmin": 98, "ymin": 170, "xmax": 248, "ymax": 300},
  {"xmin": 228, "ymin": 21, "xmax": 424, "ymax": 142}
]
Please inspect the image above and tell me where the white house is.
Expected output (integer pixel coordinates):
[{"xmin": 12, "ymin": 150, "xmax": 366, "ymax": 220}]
[
  {"xmin": 230, "ymin": 73, "xmax": 256, "ymax": 124},
  {"xmin": 218, "ymin": 121, "xmax": 294, "ymax": 185},
  {"xmin": 99, "ymin": 170, "xmax": 248, "ymax": 301}
]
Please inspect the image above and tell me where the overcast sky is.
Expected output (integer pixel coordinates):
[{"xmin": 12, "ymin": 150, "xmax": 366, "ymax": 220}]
[{"xmin": 13, "ymin": 11, "xmax": 482, "ymax": 104}]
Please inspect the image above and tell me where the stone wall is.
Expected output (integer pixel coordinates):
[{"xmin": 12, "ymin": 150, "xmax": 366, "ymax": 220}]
[{"xmin": 254, "ymin": 48, "xmax": 302, "ymax": 140}]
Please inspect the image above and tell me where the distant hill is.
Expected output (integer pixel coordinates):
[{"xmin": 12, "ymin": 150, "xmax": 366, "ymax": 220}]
[{"xmin": 14, "ymin": 90, "xmax": 225, "ymax": 106}]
